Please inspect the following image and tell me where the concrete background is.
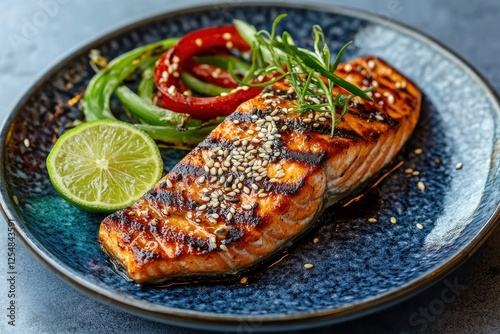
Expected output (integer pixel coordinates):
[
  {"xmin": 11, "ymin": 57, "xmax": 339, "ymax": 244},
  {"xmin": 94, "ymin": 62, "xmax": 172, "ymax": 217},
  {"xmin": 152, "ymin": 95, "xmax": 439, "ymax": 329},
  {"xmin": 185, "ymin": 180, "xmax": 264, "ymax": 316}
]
[{"xmin": 0, "ymin": 0, "xmax": 499, "ymax": 333}]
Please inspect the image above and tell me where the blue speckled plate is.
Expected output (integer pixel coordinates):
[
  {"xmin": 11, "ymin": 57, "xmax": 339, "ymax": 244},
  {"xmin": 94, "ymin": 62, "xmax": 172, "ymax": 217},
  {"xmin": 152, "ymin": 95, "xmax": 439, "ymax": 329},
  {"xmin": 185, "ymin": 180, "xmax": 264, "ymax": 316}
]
[{"xmin": 1, "ymin": 3, "xmax": 499, "ymax": 332}]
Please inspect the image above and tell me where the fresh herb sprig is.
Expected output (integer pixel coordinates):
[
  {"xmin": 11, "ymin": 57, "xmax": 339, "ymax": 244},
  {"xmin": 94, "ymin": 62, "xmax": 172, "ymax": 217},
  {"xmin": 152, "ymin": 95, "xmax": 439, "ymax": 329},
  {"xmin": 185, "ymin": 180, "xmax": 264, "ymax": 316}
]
[{"xmin": 233, "ymin": 14, "xmax": 373, "ymax": 136}]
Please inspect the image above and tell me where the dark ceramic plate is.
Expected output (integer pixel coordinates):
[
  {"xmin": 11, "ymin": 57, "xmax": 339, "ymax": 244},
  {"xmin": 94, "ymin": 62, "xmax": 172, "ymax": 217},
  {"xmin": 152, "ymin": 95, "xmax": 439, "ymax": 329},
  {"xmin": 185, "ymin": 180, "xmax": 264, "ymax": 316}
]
[{"xmin": 1, "ymin": 2, "xmax": 499, "ymax": 332}]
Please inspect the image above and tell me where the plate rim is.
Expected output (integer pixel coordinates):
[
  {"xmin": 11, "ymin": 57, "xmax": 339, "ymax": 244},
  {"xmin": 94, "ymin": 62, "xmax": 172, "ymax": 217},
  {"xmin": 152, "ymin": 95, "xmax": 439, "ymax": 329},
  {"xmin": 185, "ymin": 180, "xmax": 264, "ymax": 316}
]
[{"xmin": 1, "ymin": 1, "xmax": 499, "ymax": 331}]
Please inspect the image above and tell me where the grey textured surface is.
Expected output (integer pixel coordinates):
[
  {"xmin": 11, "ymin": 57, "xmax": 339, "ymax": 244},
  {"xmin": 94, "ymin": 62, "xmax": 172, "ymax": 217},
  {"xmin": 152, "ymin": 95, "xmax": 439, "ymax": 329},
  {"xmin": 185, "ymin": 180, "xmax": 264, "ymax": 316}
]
[{"xmin": 0, "ymin": 0, "xmax": 499, "ymax": 333}]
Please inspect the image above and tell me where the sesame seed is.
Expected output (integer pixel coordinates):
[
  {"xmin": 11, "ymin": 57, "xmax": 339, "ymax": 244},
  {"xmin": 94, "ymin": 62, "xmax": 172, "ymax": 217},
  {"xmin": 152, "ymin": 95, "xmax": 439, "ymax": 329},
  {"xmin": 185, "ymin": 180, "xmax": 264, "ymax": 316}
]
[
  {"xmin": 344, "ymin": 63, "xmax": 353, "ymax": 72},
  {"xmin": 201, "ymin": 196, "xmax": 210, "ymax": 202},
  {"xmin": 195, "ymin": 38, "xmax": 203, "ymax": 47},
  {"xmin": 414, "ymin": 148, "xmax": 423, "ymax": 155},
  {"xmin": 209, "ymin": 236, "xmax": 217, "ymax": 248},
  {"xmin": 368, "ymin": 217, "xmax": 378, "ymax": 223},
  {"xmin": 242, "ymin": 204, "xmax": 253, "ymax": 210},
  {"xmin": 215, "ymin": 226, "xmax": 227, "ymax": 234},
  {"xmin": 405, "ymin": 168, "xmax": 413, "ymax": 174},
  {"xmin": 258, "ymin": 193, "xmax": 267, "ymax": 198},
  {"xmin": 417, "ymin": 181, "xmax": 425, "ymax": 192},
  {"xmin": 390, "ymin": 217, "xmax": 397, "ymax": 224},
  {"xmin": 240, "ymin": 277, "xmax": 248, "ymax": 284},
  {"xmin": 412, "ymin": 171, "xmax": 420, "ymax": 176},
  {"xmin": 197, "ymin": 205, "xmax": 207, "ymax": 211},
  {"xmin": 456, "ymin": 162, "xmax": 463, "ymax": 170},
  {"xmin": 220, "ymin": 244, "xmax": 229, "ymax": 252},
  {"xmin": 251, "ymin": 184, "xmax": 259, "ymax": 190},
  {"xmin": 375, "ymin": 114, "xmax": 384, "ymax": 121},
  {"xmin": 166, "ymin": 179, "xmax": 173, "ymax": 188},
  {"xmin": 416, "ymin": 223, "xmax": 424, "ymax": 230},
  {"xmin": 313, "ymin": 237, "xmax": 319, "ymax": 244},
  {"xmin": 304, "ymin": 263, "xmax": 314, "ymax": 269},
  {"xmin": 367, "ymin": 59, "xmax": 376, "ymax": 69},
  {"xmin": 212, "ymin": 213, "xmax": 220, "ymax": 219},
  {"xmin": 167, "ymin": 85, "xmax": 176, "ymax": 96},
  {"xmin": 222, "ymin": 32, "xmax": 232, "ymax": 40}
]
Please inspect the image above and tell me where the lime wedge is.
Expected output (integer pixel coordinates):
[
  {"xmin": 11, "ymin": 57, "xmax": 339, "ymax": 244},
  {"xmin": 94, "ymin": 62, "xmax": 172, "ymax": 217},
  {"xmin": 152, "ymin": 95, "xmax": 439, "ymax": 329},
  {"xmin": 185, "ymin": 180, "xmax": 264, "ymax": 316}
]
[{"xmin": 46, "ymin": 119, "xmax": 163, "ymax": 213}]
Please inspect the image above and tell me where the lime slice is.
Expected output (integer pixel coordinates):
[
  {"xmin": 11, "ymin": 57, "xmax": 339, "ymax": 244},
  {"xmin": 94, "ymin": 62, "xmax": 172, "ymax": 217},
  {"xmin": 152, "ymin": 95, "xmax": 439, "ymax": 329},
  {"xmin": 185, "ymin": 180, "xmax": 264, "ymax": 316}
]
[{"xmin": 46, "ymin": 119, "xmax": 163, "ymax": 213}]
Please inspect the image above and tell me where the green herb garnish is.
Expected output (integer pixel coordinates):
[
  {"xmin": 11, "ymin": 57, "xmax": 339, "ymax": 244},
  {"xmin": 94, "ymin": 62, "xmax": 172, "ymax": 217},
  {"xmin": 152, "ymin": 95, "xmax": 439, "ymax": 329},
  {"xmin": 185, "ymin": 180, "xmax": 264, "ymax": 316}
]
[{"xmin": 233, "ymin": 14, "xmax": 373, "ymax": 136}]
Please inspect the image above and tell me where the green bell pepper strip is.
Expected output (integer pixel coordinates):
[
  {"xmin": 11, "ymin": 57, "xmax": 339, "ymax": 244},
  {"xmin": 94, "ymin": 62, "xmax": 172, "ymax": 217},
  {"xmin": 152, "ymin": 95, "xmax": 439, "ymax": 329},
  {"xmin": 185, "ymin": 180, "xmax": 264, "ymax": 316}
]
[
  {"xmin": 114, "ymin": 85, "xmax": 188, "ymax": 126},
  {"xmin": 83, "ymin": 37, "xmax": 179, "ymax": 121},
  {"xmin": 180, "ymin": 72, "xmax": 232, "ymax": 96}
]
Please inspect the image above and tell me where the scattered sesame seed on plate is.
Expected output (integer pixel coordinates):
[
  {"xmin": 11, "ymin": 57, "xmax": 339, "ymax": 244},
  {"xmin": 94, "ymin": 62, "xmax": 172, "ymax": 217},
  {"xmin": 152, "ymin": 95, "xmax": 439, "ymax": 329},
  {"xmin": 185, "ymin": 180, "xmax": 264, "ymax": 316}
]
[
  {"xmin": 304, "ymin": 263, "xmax": 314, "ymax": 269},
  {"xmin": 390, "ymin": 217, "xmax": 397, "ymax": 224},
  {"xmin": 414, "ymin": 148, "xmax": 423, "ymax": 155},
  {"xmin": 417, "ymin": 181, "xmax": 425, "ymax": 192},
  {"xmin": 368, "ymin": 217, "xmax": 378, "ymax": 223},
  {"xmin": 455, "ymin": 162, "xmax": 463, "ymax": 170},
  {"xmin": 416, "ymin": 223, "xmax": 424, "ymax": 230},
  {"xmin": 240, "ymin": 277, "xmax": 248, "ymax": 284}
]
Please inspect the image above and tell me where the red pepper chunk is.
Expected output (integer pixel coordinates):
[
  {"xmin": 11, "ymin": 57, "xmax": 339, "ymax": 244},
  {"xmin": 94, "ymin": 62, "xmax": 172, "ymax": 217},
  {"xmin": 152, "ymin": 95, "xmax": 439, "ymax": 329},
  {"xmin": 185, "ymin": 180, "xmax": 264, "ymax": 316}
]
[
  {"xmin": 154, "ymin": 26, "xmax": 262, "ymax": 119},
  {"xmin": 185, "ymin": 59, "xmax": 239, "ymax": 89}
]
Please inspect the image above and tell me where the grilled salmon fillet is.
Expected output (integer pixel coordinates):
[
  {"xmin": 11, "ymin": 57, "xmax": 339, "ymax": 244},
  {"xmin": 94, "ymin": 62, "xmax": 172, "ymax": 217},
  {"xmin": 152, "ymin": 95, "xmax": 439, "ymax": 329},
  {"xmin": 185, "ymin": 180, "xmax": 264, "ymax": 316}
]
[{"xmin": 98, "ymin": 56, "xmax": 421, "ymax": 284}]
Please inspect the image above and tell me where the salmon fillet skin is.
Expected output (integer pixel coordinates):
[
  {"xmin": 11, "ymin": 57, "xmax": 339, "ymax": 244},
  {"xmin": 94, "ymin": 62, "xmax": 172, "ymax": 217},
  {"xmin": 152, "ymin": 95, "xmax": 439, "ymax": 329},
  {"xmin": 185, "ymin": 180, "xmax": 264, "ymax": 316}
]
[{"xmin": 98, "ymin": 56, "xmax": 421, "ymax": 284}]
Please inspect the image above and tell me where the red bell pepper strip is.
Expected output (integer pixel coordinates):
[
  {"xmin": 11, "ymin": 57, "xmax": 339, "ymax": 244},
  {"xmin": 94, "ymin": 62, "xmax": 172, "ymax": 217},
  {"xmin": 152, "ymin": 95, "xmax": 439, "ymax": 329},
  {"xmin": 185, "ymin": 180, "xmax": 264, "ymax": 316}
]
[
  {"xmin": 184, "ymin": 59, "xmax": 239, "ymax": 89},
  {"xmin": 154, "ymin": 25, "xmax": 262, "ymax": 119}
]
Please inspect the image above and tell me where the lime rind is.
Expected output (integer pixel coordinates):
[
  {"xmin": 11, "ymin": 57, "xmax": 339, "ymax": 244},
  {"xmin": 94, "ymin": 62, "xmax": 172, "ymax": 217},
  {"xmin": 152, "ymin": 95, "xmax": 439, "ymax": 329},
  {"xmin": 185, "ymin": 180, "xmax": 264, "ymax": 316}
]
[{"xmin": 46, "ymin": 119, "xmax": 163, "ymax": 213}]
